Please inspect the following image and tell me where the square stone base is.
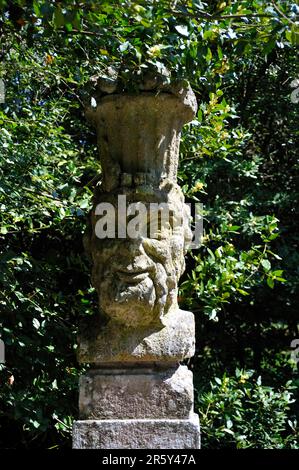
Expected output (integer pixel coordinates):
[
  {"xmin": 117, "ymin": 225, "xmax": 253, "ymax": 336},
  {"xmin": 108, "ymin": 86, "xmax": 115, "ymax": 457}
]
[
  {"xmin": 78, "ymin": 309, "xmax": 195, "ymax": 364},
  {"xmin": 79, "ymin": 366, "xmax": 194, "ymax": 420},
  {"xmin": 73, "ymin": 414, "xmax": 200, "ymax": 449}
]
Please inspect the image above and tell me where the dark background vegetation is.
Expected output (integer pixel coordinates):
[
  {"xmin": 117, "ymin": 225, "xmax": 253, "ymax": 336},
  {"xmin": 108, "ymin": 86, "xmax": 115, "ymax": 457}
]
[{"xmin": 0, "ymin": 0, "xmax": 298, "ymax": 448}]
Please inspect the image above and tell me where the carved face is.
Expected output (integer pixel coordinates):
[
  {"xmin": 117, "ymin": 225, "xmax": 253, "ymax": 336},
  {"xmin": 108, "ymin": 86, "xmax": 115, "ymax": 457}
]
[{"xmin": 89, "ymin": 189, "xmax": 192, "ymax": 327}]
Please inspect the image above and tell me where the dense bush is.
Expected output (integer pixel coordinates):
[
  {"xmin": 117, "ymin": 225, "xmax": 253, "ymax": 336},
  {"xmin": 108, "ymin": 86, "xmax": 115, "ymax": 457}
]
[
  {"xmin": 0, "ymin": 0, "xmax": 298, "ymax": 448},
  {"xmin": 198, "ymin": 369, "xmax": 298, "ymax": 448}
]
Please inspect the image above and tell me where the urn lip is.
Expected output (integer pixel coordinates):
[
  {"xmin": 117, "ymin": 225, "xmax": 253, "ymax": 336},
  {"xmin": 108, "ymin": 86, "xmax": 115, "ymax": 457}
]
[{"xmin": 85, "ymin": 84, "xmax": 197, "ymax": 126}]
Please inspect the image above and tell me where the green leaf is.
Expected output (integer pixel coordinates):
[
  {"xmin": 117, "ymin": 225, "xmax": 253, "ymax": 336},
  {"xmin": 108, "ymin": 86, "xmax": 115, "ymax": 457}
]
[
  {"xmin": 206, "ymin": 48, "xmax": 212, "ymax": 63},
  {"xmin": 236, "ymin": 288, "xmax": 249, "ymax": 296},
  {"xmin": 32, "ymin": 318, "xmax": 40, "ymax": 330},
  {"xmin": 217, "ymin": 45, "xmax": 223, "ymax": 60},
  {"xmin": 33, "ymin": 1, "xmax": 41, "ymax": 16},
  {"xmin": 223, "ymin": 428, "xmax": 235, "ymax": 435},
  {"xmin": 261, "ymin": 259, "xmax": 271, "ymax": 271},
  {"xmin": 119, "ymin": 41, "xmax": 130, "ymax": 52},
  {"xmin": 64, "ymin": 23, "xmax": 73, "ymax": 32},
  {"xmin": 267, "ymin": 277, "xmax": 274, "ymax": 289},
  {"xmin": 271, "ymin": 270, "xmax": 283, "ymax": 277},
  {"xmin": 174, "ymin": 25, "xmax": 189, "ymax": 37},
  {"xmin": 263, "ymin": 38, "xmax": 276, "ymax": 55},
  {"xmin": 285, "ymin": 27, "xmax": 299, "ymax": 46},
  {"xmin": 53, "ymin": 8, "xmax": 65, "ymax": 28}
]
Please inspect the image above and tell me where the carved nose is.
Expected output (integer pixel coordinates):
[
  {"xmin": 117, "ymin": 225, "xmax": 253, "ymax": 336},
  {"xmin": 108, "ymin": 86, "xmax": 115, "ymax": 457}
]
[{"xmin": 122, "ymin": 238, "xmax": 145, "ymax": 255}]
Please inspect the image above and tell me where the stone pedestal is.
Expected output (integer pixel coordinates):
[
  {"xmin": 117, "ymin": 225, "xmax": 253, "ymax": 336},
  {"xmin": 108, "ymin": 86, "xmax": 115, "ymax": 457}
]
[
  {"xmin": 78, "ymin": 366, "xmax": 193, "ymax": 420},
  {"xmin": 73, "ymin": 76, "xmax": 200, "ymax": 449},
  {"xmin": 73, "ymin": 365, "xmax": 200, "ymax": 449},
  {"xmin": 73, "ymin": 415, "xmax": 200, "ymax": 449}
]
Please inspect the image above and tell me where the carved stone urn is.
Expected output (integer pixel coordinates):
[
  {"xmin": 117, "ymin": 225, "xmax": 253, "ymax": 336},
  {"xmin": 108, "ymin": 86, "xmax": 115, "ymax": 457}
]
[{"xmin": 72, "ymin": 76, "xmax": 200, "ymax": 449}]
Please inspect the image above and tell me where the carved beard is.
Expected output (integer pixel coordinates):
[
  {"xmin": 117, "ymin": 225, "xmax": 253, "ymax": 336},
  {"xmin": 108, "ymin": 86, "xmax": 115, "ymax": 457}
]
[{"xmin": 93, "ymin": 240, "xmax": 179, "ymax": 327}]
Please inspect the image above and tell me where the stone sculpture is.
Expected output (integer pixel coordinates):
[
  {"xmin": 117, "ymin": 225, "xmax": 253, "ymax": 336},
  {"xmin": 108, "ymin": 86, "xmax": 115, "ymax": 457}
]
[{"xmin": 72, "ymin": 73, "xmax": 200, "ymax": 449}]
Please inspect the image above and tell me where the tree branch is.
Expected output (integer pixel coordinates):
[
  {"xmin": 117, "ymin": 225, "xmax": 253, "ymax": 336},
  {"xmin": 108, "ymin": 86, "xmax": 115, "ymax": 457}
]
[{"xmin": 271, "ymin": 0, "xmax": 298, "ymax": 26}]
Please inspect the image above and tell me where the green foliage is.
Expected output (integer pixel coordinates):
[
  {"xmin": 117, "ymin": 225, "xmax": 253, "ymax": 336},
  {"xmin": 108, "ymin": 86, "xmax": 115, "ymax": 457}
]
[
  {"xmin": 0, "ymin": 0, "xmax": 298, "ymax": 448},
  {"xmin": 198, "ymin": 369, "xmax": 298, "ymax": 448}
]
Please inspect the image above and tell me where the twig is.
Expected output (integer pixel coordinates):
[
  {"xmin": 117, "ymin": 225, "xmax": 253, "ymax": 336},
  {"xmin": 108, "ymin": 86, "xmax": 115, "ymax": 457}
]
[
  {"xmin": 271, "ymin": 1, "xmax": 298, "ymax": 26},
  {"xmin": 56, "ymin": 28, "xmax": 103, "ymax": 37},
  {"xmin": 244, "ymin": 243, "xmax": 268, "ymax": 284},
  {"xmin": 169, "ymin": 9, "xmax": 274, "ymax": 21}
]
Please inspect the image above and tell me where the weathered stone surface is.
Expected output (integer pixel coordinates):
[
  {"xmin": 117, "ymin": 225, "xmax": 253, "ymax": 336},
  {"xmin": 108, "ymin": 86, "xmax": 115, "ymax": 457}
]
[
  {"xmin": 83, "ymin": 81, "xmax": 197, "ymax": 337},
  {"xmin": 78, "ymin": 309, "xmax": 195, "ymax": 364},
  {"xmin": 73, "ymin": 81, "xmax": 200, "ymax": 450},
  {"xmin": 82, "ymin": 81, "xmax": 197, "ymax": 342},
  {"xmin": 86, "ymin": 92, "xmax": 197, "ymax": 192},
  {"xmin": 79, "ymin": 365, "xmax": 193, "ymax": 420},
  {"xmin": 84, "ymin": 184, "xmax": 193, "ymax": 330},
  {"xmin": 83, "ymin": 89, "xmax": 197, "ymax": 332},
  {"xmin": 73, "ymin": 414, "xmax": 200, "ymax": 449},
  {"xmin": 85, "ymin": 91, "xmax": 196, "ymax": 328}
]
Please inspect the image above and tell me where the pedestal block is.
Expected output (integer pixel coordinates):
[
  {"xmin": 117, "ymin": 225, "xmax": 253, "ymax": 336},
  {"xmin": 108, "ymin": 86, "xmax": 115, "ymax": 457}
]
[
  {"xmin": 79, "ymin": 365, "xmax": 194, "ymax": 420},
  {"xmin": 73, "ymin": 415, "xmax": 200, "ymax": 449}
]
